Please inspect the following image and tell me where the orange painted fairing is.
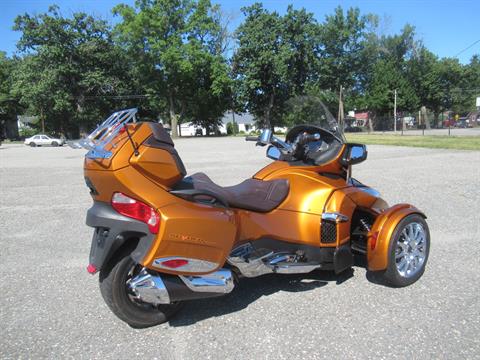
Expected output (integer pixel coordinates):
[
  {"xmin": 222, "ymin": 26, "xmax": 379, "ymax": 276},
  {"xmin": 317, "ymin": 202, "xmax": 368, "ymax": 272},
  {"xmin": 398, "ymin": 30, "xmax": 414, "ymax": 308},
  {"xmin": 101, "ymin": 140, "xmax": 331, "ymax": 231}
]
[
  {"xmin": 143, "ymin": 202, "xmax": 237, "ymax": 275},
  {"xmin": 130, "ymin": 145, "xmax": 184, "ymax": 189},
  {"xmin": 367, "ymin": 204, "xmax": 426, "ymax": 271}
]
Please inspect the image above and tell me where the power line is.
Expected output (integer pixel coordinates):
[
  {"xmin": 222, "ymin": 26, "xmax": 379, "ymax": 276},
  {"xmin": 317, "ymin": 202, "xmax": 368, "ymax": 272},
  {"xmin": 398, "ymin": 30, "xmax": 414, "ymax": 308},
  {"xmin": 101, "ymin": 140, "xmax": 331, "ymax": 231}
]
[{"xmin": 454, "ymin": 39, "xmax": 480, "ymax": 57}]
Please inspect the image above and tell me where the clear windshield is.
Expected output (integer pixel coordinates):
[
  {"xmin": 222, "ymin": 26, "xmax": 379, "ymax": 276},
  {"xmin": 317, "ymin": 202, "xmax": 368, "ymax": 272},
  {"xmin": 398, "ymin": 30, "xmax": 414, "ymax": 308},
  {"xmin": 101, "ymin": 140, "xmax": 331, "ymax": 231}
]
[{"xmin": 282, "ymin": 95, "xmax": 345, "ymax": 141}]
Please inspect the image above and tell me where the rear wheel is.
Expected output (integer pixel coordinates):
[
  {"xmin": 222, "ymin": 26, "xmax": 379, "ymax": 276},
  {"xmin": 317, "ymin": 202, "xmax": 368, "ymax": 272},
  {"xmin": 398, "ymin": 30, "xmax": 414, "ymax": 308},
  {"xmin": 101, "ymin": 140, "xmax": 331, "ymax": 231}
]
[
  {"xmin": 382, "ymin": 214, "xmax": 430, "ymax": 287},
  {"xmin": 51, "ymin": 141, "xmax": 59, "ymax": 147},
  {"xmin": 99, "ymin": 250, "xmax": 183, "ymax": 328}
]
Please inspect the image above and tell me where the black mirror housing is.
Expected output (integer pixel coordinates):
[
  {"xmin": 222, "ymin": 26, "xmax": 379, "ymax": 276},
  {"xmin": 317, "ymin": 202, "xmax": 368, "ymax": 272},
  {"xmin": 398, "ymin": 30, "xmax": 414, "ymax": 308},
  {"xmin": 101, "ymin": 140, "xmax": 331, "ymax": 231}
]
[
  {"xmin": 341, "ymin": 143, "xmax": 367, "ymax": 166},
  {"xmin": 266, "ymin": 145, "xmax": 281, "ymax": 160}
]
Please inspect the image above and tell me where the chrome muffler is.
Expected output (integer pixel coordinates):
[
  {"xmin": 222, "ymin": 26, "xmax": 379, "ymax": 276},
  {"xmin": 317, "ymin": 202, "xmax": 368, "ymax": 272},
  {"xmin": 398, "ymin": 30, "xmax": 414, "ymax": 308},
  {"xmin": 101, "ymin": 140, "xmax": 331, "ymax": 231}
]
[{"xmin": 128, "ymin": 268, "xmax": 234, "ymax": 305}]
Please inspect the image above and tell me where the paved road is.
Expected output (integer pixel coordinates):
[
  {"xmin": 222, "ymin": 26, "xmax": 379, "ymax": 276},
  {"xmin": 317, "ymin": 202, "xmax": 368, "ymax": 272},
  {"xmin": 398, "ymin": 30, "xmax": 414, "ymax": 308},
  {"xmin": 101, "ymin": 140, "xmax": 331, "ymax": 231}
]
[{"xmin": 1, "ymin": 139, "xmax": 479, "ymax": 359}]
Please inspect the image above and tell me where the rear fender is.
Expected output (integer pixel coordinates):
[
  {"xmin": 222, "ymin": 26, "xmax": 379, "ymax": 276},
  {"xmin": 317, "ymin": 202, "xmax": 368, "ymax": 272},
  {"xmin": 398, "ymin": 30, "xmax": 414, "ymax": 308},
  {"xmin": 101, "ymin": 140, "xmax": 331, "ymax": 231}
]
[
  {"xmin": 367, "ymin": 204, "xmax": 426, "ymax": 271},
  {"xmin": 86, "ymin": 202, "xmax": 154, "ymax": 271}
]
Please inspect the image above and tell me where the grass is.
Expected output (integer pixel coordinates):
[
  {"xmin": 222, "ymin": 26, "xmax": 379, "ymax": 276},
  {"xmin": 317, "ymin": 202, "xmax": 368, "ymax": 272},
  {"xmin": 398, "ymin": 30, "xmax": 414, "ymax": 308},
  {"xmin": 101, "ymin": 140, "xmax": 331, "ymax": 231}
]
[{"xmin": 345, "ymin": 133, "xmax": 480, "ymax": 151}]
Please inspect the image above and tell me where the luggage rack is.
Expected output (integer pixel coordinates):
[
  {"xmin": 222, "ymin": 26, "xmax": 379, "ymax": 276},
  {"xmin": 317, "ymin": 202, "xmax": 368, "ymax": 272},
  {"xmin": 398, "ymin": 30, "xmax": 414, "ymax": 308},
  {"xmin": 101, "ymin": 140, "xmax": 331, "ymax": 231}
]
[{"xmin": 80, "ymin": 108, "xmax": 138, "ymax": 159}]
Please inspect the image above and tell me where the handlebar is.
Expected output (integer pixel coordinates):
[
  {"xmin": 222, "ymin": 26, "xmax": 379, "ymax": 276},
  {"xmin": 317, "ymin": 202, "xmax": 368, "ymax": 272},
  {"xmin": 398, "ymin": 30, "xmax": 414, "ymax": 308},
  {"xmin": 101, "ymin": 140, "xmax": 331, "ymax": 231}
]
[
  {"xmin": 245, "ymin": 136, "xmax": 259, "ymax": 142},
  {"xmin": 297, "ymin": 133, "xmax": 321, "ymax": 146}
]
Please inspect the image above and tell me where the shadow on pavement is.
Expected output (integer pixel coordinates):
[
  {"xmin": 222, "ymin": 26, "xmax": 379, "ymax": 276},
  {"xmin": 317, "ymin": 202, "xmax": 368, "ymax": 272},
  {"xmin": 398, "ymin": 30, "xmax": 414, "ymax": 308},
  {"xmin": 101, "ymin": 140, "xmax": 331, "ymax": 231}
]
[{"xmin": 169, "ymin": 269, "xmax": 354, "ymax": 327}]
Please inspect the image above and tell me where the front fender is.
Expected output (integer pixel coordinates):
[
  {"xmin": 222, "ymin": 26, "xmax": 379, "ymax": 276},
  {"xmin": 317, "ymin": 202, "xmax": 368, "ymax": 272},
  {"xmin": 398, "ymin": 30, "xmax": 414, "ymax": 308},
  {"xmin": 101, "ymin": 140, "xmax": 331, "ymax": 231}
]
[{"xmin": 367, "ymin": 204, "xmax": 426, "ymax": 271}]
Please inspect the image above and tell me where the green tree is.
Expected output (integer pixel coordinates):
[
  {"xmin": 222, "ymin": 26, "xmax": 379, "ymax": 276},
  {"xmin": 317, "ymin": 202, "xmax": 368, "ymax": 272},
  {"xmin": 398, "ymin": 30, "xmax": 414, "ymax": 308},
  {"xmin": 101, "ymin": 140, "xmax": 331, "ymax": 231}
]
[
  {"xmin": 0, "ymin": 52, "xmax": 23, "ymax": 138},
  {"xmin": 317, "ymin": 6, "xmax": 374, "ymax": 95},
  {"xmin": 113, "ymin": 0, "xmax": 230, "ymax": 137},
  {"xmin": 233, "ymin": 3, "xmax": 318, "ymax": 128},
  {"xmin": 12, "ymin": 5, "xmax": 130, "ymax": 136},
  {"xmin": 408, "ymin": 47, "xmax": 443, "ymax": 125},
  {"xmin": 360, "ymin": 25, "xmax": 420, "ymax": 129},
  {"xmin": 456, "ymin": 55, "xmax": 480, "ymax": 113}
]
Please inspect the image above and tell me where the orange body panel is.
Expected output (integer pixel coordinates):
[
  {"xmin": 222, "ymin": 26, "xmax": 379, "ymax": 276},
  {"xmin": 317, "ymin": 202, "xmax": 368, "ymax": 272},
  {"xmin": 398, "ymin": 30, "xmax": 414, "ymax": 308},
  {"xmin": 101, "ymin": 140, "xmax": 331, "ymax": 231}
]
[
  {"xmin": 130, "ymin": 146, "xmax": 184, "ymax": 189},
  {"xmin": 367, "ymin": 204, "xmax": 426, "ymax": 271},
  {"xmin": 143, "ymin": 202, "xmax": 237, "ymax": 275}
]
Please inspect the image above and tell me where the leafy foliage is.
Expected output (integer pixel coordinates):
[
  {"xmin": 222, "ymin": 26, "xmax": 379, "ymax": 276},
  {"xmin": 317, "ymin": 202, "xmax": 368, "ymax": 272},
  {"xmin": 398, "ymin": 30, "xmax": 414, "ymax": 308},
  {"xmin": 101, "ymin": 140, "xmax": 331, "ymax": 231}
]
[
  {"xmin": 233, "ymin": 4, "xmax": 318, "ymax": 128},
  {"xmin": 12, "ymin": 6, "xmax": 131, "ymax": 136},
  {"xmin": 113, "ymin": 0, "xmax": 231, "ymax": 137},
  {"xmin": 1, "ymin": 2, "xmax": 478, "ymax": 139}
]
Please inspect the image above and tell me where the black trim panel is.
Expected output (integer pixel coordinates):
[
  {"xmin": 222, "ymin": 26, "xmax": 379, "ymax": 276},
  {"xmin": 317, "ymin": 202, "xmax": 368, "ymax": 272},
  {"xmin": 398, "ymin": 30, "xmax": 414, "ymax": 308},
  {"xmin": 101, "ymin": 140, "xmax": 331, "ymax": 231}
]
[{"xmin": 86, "ymin": 201, "xmax": 154, "ymax": 270}]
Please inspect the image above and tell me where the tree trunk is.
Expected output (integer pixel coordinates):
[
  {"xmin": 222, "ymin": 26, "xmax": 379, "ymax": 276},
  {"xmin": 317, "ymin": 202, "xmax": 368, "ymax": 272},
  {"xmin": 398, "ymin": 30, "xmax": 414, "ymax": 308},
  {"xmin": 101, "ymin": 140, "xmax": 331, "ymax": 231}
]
[
  {"xmin": 434, "ymin": 111, "xmax": 439, "ymax": 128},
  {"xmin": 367, "ymin": 113, "xmax": 374, "ymax": 133},
  {"xmin": 421, "ymin": 106, "xmax": 430, "ymax": 130},
  {"xmin": 169, "ymin": 93, "xmax": 179, "ymax": 138},
  {"xmin": 40, "ymin": 108, "xmax": 45, "ymax": 133},
  {"xmin": 264, "ymin": 92, "xmax": 274, "ymax": 129}
]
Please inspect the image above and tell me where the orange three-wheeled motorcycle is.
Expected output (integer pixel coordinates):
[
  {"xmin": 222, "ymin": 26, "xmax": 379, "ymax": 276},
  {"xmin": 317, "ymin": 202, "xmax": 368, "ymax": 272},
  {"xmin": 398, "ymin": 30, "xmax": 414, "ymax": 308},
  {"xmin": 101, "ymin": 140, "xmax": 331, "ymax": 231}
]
[{"xmin": 81, "ymin": 105, "xmax": 430, "ymax": 328}]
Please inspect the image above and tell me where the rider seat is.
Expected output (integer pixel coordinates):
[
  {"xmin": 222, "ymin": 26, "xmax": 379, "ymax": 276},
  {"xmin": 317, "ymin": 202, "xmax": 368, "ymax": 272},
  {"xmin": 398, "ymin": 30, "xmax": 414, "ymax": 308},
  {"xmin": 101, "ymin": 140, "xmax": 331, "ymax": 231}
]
[{"xmin": 175, "ymin": 172, "xmax": 289, "ymax": 212}]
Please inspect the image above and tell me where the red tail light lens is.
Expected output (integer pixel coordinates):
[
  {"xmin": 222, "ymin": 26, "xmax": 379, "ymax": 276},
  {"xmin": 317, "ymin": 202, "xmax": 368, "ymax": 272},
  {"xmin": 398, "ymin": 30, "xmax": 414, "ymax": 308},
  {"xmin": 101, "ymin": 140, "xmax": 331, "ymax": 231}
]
[
  {"xmin": 111, "ymin": 192, "xmax": 160, "ymax": 234},
  {"xmin": 161, "ymin": 259, "xmax": 189, "ymax": 269}
]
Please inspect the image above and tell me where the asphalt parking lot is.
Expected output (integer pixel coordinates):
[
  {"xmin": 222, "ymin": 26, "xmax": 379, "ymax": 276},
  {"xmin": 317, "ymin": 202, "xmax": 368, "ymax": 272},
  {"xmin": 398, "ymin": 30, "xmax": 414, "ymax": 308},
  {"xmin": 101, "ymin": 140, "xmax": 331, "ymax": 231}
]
[{"xmin": 1, "ymin": 138, "xmax": 479, "ymax": 359}]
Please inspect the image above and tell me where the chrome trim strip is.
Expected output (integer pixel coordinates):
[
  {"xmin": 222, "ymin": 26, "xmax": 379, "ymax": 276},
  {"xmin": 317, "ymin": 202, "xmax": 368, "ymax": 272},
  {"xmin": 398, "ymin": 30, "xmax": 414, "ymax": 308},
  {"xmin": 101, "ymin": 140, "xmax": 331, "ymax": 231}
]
[
  {"xmin": 228, "ymin": 243, "xmax": 322, "ymax": 277},
  {"xmin": 152, "ymin": 257, "xmax": 219, "ymax": 273},
  {"xmin": 180, "ymin": 269, "xmax": 234, "ymax": 294},
  {"xmin": 321, "ymin": 212, "xmax": 349, "ymax": 223}
]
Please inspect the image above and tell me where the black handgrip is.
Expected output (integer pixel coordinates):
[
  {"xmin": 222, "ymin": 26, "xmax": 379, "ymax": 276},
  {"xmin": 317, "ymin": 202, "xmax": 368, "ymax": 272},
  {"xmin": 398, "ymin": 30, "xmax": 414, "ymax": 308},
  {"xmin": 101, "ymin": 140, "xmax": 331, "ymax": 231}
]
[
  {"xmin": 245, "ymin": 136, "xmax": 259, "ymax": 141},
  {"xmin": 298, "ymin": 133, "xmax": 320, "ymax": 145}
]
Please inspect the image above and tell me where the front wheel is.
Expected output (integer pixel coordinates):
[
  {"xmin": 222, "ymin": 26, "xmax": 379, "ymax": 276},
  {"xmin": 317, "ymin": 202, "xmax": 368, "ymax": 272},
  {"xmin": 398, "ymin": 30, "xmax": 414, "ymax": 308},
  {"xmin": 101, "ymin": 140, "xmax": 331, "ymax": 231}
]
[
  {"xmin": 29, "ymin": 142, "xmax": 36, "ymax": 147},
  {"xmin": 99, "ymin": 250, "xmax": 183, "ymax": 328},
  {"xmin": 51, "ymin": 141, "xmax": 59, "ymax": 147},
  {"xmin": 381, "ymin": 214, "xmax": 430, "ymax": 287}
]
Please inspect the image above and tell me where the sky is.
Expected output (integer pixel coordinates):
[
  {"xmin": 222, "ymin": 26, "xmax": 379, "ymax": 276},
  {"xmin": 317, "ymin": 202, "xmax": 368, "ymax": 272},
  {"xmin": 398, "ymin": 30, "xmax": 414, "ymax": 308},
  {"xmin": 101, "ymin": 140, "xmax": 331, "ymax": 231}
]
[{"xmin": 1, "ymin": 0, "xmax": 479, "ymax": 64}]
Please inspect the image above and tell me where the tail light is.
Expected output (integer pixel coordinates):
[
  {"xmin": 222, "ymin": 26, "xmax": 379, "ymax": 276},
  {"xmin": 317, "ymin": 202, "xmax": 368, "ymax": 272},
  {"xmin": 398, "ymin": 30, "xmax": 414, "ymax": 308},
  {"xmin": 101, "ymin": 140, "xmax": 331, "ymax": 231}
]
[
  {"xmin": 111, "ymin": 192, "xmax": 160, "ymax": 234},
  {"xmin": 161, "ymin": 259, "xmax": 189, "ymax": 269}
]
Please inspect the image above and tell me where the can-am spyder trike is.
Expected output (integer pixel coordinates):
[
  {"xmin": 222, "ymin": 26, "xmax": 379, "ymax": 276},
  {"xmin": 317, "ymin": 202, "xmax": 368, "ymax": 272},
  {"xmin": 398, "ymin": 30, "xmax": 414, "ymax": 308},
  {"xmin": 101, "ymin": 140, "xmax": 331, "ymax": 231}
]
[{"xmin": 81, "ymin": 105, "xmax": 430, "ymax": 328}]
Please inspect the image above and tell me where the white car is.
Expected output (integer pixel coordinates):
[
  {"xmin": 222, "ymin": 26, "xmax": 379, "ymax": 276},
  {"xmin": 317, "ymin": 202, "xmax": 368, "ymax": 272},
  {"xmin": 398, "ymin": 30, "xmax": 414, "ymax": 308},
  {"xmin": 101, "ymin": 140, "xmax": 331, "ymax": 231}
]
[{"xmin": 24, "ymin": 134, "xmax": 65, "ymax": 147}]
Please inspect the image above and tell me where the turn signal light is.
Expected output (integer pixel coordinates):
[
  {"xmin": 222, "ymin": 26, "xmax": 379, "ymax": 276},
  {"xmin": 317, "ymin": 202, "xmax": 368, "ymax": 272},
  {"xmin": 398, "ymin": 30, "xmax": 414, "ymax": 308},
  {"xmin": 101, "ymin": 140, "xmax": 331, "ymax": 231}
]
[
  {"xmin": 111, "ymin": 192, "xmax": 160, "ymax": 234},
  {"xmin": 161, "ymin": 259, "xmax": 189, "ymax": 268}
]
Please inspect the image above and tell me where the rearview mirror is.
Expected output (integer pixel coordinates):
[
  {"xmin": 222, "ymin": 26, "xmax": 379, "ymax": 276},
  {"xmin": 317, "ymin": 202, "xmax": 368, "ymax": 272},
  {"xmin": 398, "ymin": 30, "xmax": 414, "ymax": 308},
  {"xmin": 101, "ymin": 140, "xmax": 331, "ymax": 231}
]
[
  {"xmin": 258, "ymin": 129, "xmax": 273, "ymax": 145},
  {"xmin": 266, "ymin": 145, "xmax": 281, "ymax": 160},
  {"xmin": 341, "ymin": 143, "xmax": 367, "ymax": 166}
]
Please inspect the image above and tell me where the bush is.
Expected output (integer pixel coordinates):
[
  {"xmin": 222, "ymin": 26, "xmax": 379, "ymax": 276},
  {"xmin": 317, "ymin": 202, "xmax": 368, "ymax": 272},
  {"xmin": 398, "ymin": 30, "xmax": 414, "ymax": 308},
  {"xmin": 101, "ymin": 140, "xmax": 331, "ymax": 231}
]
[
  {"xmin": 19, "ymin": 127, "xmax": 37, "ymax": 138},
  {"xmin": 226, "ymin": 122, "xmax": 239, "ymax": 135}
]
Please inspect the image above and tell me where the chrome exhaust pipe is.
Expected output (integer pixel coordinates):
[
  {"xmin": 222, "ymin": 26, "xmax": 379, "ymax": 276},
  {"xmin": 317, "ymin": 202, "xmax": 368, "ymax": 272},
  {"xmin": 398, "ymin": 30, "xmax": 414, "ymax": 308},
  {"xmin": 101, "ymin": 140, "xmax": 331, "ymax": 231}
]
[{"xmin": 129, "ymin": 268, "xmax": 234, "ymax": 305}]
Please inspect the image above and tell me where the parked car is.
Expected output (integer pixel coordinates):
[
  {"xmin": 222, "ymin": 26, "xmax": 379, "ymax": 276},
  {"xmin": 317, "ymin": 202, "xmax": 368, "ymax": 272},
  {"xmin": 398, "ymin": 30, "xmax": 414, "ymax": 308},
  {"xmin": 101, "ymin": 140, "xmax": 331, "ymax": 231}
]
[
  {"xmin": 456, "ymin": 118, "xmax": 471, "ymax": 128},
  {"xmin": 24, "ymin": 134, "xmax": 65, "ymax": 147}
]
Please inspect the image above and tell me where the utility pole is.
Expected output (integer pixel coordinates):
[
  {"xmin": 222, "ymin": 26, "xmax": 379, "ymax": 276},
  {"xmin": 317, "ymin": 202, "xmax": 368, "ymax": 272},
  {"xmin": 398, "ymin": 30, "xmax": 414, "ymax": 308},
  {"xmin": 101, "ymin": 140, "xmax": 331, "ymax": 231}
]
[
  {"xmin": 338, "ymin": 85, "xmax": 344, "ymax": 130},
  {"xmin": 393, "ymin": 89, "xmax": 397, "ymax": 133}
]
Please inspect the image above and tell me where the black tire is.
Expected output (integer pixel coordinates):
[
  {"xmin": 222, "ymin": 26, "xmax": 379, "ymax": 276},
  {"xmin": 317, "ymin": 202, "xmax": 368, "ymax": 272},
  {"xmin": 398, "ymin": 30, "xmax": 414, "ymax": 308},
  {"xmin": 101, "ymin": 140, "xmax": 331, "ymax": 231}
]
[
  {"xmin": 51, "ymin": 141, "xmax": 59, "ymax": 147},
  {"xmin": 29, "ymin": 142, "xmax": 36, "ymax": 147},
  {"xmin": 381, "ymin": 214, "xmax": 430, "ymax": 287},
  {"xmin": 99, "ymin": 250, "xmax": 183, "ymax": 328}
]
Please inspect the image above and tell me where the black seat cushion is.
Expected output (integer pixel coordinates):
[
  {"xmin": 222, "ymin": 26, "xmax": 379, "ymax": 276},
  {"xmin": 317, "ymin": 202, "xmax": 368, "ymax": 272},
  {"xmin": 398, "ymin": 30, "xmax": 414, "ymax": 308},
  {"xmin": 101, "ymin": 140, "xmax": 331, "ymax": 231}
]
[{"xmin": 176, "ymin": 172, "xmax": 289, "ymax": 212}]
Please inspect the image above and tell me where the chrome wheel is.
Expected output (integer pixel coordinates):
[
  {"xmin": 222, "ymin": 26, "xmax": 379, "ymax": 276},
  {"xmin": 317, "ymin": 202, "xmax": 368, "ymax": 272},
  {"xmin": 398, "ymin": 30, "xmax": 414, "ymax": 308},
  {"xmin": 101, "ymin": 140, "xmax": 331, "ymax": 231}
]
[{"xmin": 395, "ymin": 222, "xmax": 427, "ymax": 278}]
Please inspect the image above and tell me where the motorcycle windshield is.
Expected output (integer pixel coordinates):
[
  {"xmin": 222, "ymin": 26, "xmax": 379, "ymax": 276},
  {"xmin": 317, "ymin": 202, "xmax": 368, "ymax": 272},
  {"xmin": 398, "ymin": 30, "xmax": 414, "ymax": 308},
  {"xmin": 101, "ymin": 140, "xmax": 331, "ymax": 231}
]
[{"xmin": 283, "ymin": 96, "xmax": 346, "ymax": 142}]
